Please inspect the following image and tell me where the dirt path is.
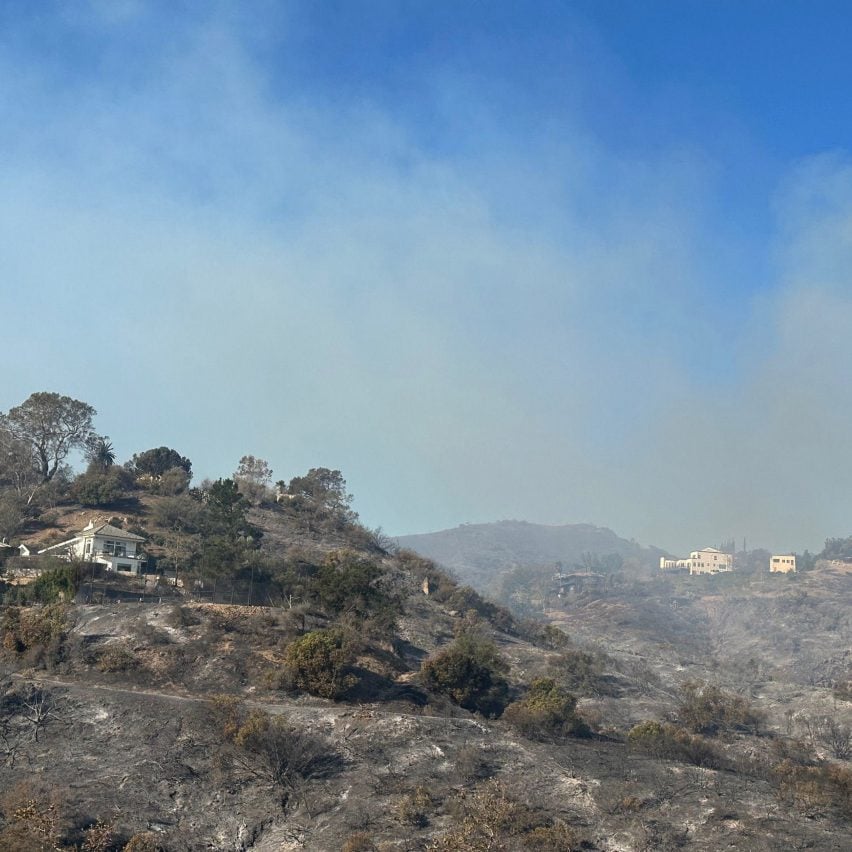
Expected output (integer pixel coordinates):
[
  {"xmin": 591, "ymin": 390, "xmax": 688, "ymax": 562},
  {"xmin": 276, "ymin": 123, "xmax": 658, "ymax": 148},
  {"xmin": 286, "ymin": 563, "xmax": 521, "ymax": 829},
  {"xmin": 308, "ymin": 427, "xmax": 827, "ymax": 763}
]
[{"xmin": 8, "ymin": 671, "xmax": 489, "ymax": 728}]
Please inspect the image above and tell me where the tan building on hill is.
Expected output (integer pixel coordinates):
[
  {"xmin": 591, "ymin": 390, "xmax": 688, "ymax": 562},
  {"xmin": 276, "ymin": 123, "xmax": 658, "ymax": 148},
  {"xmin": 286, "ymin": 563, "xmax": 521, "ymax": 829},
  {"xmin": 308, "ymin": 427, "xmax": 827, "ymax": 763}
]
[
  {"xmin": 660, "ymin": 547, "xmax": 733, "ymax": 575},
  {"xmin": 689, "ymin": 547, "xmax": 733, "ymax": 575},
  {"xmin": 770, "ymin": 554, "xmax": 797, "ymax": 573}
]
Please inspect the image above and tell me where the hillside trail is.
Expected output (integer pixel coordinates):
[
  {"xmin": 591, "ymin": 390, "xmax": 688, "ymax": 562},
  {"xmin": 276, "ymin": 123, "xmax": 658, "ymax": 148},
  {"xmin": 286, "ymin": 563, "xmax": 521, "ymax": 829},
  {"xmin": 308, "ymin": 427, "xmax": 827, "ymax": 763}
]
[{"xmin": 8, "ymin": 671, "xmax": 489, "ymax": 729}]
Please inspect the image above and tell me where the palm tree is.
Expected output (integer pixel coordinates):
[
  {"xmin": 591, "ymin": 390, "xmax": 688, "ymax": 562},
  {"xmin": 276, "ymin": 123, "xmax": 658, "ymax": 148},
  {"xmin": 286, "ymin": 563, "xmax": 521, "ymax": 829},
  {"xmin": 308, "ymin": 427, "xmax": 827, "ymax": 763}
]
[{"xmin": 84, "ymin": 435, "xmax": 116, "ymax": 471}]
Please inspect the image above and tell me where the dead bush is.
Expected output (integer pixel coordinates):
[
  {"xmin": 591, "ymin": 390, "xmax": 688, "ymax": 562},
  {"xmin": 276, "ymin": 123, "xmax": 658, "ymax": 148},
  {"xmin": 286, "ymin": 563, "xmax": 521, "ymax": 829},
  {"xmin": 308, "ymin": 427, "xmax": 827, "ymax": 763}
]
[
  {"xmin": 677, "ymin": 680, "xmax": 763, "ymax": 735},
  {"xmin": 773, "ymin": 759, "xmax": 852, "ymax": 817},
  {"xmin": 123, "ymin": 833, "xmax": 167, "ymax": 852},
  {"xmin": 454, "ymin": 744, "xmax": 494, "ymax": 782},
  {"xmin": 164, "ymin": 605, "xmax": 200, "ymax": 629},
  {"xmin": 81, "ymin": 818, "xmax": 115, "ymax": 852},
  {"xmin": 833, "ymin": 680, "xmax": 852, "ymax": 703},
  {"xmin": 595, "ymin": 783, "xmax": 647, "ymax": 815},
  {"xmin": 548, "ymin": 649, "xmax": 613, "ymax": 696},
  {"xmin": 429, "ymin": 779, "xmax": 584, "ymax": 851},
  {"xmin": 815, "ymin": 716, "xmax": 852, "ymax": 760},
  {"xmin": 342, "ymin": 833, "xmax": 377, "ymax": 852},
  {"xmin": 211, "ymin": 698, "xmax": 343, "ymax": 811},
  {"xmin": 1, "ymin": 604, "xmax": 67, "ymax": 662},
  {"xmin": 0, "ymin": 780, "xmax": 69, "ymax": 851},
  {"xmin": 96, "ymin": 643, "xmax": 140, "ymax": 673},
  {"xmin": 396, "ymin": 786, "xmax": 434, "ymax": 827}
]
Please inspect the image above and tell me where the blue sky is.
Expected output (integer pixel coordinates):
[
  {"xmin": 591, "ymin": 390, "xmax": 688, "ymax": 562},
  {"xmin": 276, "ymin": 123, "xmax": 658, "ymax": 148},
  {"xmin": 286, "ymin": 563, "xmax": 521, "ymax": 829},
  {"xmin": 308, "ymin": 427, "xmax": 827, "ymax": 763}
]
[{"xmin": 3, "ymin": 1, "xmax": 852, "ymax": 553}]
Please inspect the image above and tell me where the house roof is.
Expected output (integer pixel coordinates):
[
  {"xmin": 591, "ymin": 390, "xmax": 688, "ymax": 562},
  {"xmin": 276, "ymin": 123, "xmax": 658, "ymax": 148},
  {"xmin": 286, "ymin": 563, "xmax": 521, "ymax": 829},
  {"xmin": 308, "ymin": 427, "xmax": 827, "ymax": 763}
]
[{"xmin": 79, "ymin": 523, "xmax": 145, "ymax": 541}]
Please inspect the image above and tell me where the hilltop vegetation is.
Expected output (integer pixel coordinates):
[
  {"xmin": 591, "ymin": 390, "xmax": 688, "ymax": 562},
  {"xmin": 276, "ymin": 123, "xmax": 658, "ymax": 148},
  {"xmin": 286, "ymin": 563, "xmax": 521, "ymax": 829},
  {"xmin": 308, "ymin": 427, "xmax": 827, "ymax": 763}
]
[
  {"xmin": 0, "ymin": 391, "xmax": 850, "ymax": 850},
  {"xmin": 395, "ymin": 520, "xmax": 666, "ymax": 601}
]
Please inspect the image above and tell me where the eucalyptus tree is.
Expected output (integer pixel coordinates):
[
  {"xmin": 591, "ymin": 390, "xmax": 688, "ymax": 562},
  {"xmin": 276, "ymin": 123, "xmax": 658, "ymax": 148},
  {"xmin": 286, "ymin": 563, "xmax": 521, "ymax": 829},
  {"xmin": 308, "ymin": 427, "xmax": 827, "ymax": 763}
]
[{"xmin": 1, "ymin": 392, "xmax": 96, "ymax": 491}]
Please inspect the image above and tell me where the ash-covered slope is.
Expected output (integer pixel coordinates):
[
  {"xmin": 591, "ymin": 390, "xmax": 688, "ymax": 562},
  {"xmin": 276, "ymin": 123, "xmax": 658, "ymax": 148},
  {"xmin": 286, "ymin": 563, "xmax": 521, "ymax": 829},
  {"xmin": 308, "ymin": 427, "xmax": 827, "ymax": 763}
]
[{"xmin": 0, "ymin": 504, "xmax": 850, "ymax": 851}]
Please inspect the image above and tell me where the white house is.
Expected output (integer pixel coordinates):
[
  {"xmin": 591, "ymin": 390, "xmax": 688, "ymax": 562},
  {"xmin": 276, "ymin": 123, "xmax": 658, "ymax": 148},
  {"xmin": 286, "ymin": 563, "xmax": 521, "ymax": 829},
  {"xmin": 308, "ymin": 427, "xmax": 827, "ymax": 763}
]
[
  {"xmin": 659, "ymin": 556, "xmax": 691, "ymax": 571},
  {"xmin": 37, "ymin": 521, "xmax": 146, "ymax": 575}
]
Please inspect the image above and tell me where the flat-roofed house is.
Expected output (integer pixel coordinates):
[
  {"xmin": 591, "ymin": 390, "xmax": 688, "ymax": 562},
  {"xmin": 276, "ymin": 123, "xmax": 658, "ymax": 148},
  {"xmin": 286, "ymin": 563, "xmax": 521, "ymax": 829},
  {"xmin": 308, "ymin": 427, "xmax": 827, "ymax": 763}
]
[
  {"xmin": 770, "ymin": 554, "xmax": 797, "ymax": 573},
  {"xmin": 661, "ymin": 547, "xmax": 733, "ymax": 574},
  {"xmin": 659, "ymin": 556, "xmax": 691, "ymax": 571},
  {"xmin": 688, "ymin": 547, "xmax": 733, "ymax": 575}
]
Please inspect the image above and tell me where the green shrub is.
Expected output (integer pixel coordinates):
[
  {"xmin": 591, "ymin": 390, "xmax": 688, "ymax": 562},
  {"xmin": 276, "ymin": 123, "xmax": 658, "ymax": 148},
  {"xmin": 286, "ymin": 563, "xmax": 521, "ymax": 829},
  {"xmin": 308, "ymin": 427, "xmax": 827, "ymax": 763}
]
[
  {"xmin": 534, "ymin": 623, "xmax": 571, "ymax": 650},
  {"xmin": 444, "ymin": 585, "xmax": 516, "ymax": 634},
  {"xmin": 312, "ymin": 551, "xmax": 397, "ymax": 620},
  {"xmin": 284, "ymin": 628, "xmax": 357, "ymax": 699},
  {"xmin": 27, "ymin": 563, "xmax": 81, "ymax": 604},
  {"xmin": 420, "ymin": 633, "xmax": 509, "ymax": 717},
  {"xmin": 504, "ymin": 678, "xmax": 590, "ymax": 740},
  {"xmin": 70, "ymin": 467, "xmax": 133, "ymax": 507},
  {"xmin": 3, "ymin": 559, "xmax": 80, "ymax": 607}
]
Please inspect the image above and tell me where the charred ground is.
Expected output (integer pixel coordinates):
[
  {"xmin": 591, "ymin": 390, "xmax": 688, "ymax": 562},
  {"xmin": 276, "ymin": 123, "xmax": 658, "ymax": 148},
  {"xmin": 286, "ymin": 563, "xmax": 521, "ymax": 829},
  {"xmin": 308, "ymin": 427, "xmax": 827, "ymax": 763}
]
[{"xmin": 0, "ymin": 495, "xmax": 849, "ymax": 850}]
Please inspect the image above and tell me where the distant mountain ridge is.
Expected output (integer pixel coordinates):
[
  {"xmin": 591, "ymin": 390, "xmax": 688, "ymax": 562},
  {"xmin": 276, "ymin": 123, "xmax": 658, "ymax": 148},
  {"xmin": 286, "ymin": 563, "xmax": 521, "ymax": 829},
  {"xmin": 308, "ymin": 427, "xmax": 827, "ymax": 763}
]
[{"xmin": 396, "ymin": 520, "xmax": 667, "ymax": 592}]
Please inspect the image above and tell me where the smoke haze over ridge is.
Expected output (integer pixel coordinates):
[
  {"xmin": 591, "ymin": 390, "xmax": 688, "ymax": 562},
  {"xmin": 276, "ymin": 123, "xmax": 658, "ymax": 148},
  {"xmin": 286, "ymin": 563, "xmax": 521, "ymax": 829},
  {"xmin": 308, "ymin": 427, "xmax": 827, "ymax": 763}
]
[{"xmin": 2, "ymin": 2, "xmax": 852, "ymax": 553}]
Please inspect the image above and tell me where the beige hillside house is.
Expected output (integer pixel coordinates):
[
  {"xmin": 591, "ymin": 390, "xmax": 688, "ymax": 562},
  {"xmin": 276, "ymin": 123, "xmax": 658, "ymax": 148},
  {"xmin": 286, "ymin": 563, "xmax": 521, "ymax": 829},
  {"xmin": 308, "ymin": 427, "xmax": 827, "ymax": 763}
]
[
  {"xmin": 770, "ymin": 554, "xmax": 797, "ymax": 573},
  {"xmin": 660, "ymin": 547, "xmax": 733, "ymax": 575},
  {"xmin": 36, "ymin": 520, "xmax": 146, "ymax": 575}
]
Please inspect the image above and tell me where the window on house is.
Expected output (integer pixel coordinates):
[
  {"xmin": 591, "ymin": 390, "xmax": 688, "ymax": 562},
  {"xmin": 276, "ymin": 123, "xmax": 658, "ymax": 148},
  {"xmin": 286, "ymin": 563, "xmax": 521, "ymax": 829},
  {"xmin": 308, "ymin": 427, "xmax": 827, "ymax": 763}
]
[{"xmin": 104, "ymin": 541, "xmax": 126, "ymax": 557}]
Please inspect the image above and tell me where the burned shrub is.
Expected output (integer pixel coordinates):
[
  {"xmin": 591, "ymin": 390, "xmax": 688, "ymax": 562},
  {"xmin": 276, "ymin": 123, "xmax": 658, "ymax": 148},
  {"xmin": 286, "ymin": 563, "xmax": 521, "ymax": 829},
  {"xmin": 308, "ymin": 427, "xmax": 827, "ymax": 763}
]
[
  {"xmin": 773, "ymin": 759, "xmax": 852, "ymax": 817},
  {"xmin": 454, "ymin": 744, "xmax": 495, "ymax": 782},
  {"xmin": 627, "ymin": 719, "xmax": 723, "ymax": 768},
  {"xmin": 428, "ymin": 779, "xmax": 584, "ymax": 851},
  {"xmin": 548, "ymin": 648, "xmax": 613, "ymax": 696},
  {"xmin": 1, "ymin": 604, "xmax": 67, "ymax": 667},
  {"xmin": 123, "ymin": 833, "xmax": 168, "ymax": 852},
  {"xmin": 341, "ymin": 833, "xmax": 377, "ymax": 852},
  {"xmin": 396, "ymin": 785, "xmax": 435, "ymax": 827},
  {"xmin": 95, "ymin": 642, "xmax": 140, "ymax": 674},
  {"xmin": 211, "ymin": 698, "xmax": 343, "ymax": 811},
  {"xmin": 0, "ymin": 780, "xmax": 70, "ymax": 852},
  {"xmin": 677, "ymin": 680, "xmax": 763, "ymax": 735}
]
